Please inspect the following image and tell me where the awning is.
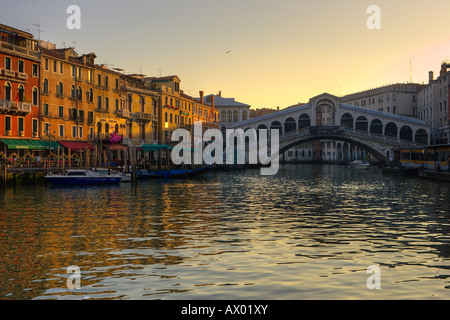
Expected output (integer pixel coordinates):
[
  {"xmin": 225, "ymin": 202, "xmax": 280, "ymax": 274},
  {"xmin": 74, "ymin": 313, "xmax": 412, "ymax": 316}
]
[
  {"xmin": 28, "ymin": 140, "xmax": 63, "ymax": 150},
  {"xmin": 0, "ymin": 139, "xmax": 62, "ymax": 150},
  {"xmin": 141, "ymin": 144, "xmax": 173, "ymax": 151},
  {"xmin": 58, "ymin": 141, "xmax": 95, "ymax": 151}
]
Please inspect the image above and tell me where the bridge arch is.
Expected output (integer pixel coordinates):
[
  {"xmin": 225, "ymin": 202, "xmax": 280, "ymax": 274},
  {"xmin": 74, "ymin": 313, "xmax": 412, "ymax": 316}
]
[
  {"xmin": 270, "ymin": 121, "xmax": 283, "ymax": 135},
  {"xmin": 415, "ymin": 129, "xmax": 428, "ymax": 144},
  {"xmin": 370, "ymin": 119, "xmax": 383, "ymax": 135},
  {"xmin": 284, "ymin": 117, "xmax": 296, "ymax": 133},
  {"xmin": 355, "ymin": 116, "xmax": 368, "ymax": 131},
  {"xmin": 279, "ymin": 135, "xmax": 387, "ymax": 163},
  {"xmin": 399, "ymin": 125, "xmax": 413, "ymax": 141},
  {"xmin": 385, "ymin": 122, "xmax": 398, "ymax": 138},
  {"xmin": 341, "ymin": 113, "xmax": 354, "ymax": 128},
  {"xmin": 298, "ymin": 114, "xmax": 311, "ymax": 130}
]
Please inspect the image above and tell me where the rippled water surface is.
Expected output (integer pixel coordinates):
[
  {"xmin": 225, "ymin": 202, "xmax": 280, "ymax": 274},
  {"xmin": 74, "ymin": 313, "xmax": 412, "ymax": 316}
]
[{"xmin": 0, "ymin": 164, "xmax": 449, "ymax": 299}]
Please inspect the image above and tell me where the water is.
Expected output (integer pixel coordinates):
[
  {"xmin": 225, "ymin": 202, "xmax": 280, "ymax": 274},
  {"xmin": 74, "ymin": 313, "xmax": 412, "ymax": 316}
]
[{"xmin": 0, "ymin": 164, "xmax": 449, "ymax": 300}]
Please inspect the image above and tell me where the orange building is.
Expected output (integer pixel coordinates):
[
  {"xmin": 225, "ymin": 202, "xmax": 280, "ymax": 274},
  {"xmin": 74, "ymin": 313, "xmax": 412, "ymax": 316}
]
[
  {"xmin": 39, "ymin": 43, "xmax": 97, "ymax": 152},
  {"xmin": 0, "ymin": 24, "xmax": 41, "ymax": 154}
]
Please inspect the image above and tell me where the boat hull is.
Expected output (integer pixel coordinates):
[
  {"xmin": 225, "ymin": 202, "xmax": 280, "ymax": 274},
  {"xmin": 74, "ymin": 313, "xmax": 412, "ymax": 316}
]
[{"xmin": 45, "ymin": 176, "xmax": 122, "ymax": 185}]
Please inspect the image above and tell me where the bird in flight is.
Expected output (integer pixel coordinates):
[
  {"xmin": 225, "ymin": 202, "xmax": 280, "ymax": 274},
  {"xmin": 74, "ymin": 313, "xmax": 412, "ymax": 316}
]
[{"xmin": 225, "ymin": 50, "xmax": 232, "ymax": 54}]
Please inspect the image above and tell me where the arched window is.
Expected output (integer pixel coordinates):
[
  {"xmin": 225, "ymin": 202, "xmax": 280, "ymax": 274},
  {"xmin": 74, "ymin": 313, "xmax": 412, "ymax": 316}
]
[
  {"xmin": 71, "ymin": 85, "xmax": 76, "ymax": 98},
  {"xmin": 233, "ymin": 110, "xmax": 238, "ymax": 122},
  {"xmin": 18, "ymin": 84, "xmax": 24, "ymax": 102},
  {"xmin": 4, "ymin": 82, "xmax": 11, "ymax": 101},
  {"xmin": 43, "ymin": 79, "xmax": 49, "ymax": 94},
  {"xmin": 221, "ymin": 110, "xmax": 226, "ymax": 122},
  {"xmin": 32, "ymin": 87, "xmax": 38, "ymax": 105},
  {"xmin": 242, "ymin": 110, "xmax": 248, "ymax": 121},
  {"xmin": 105, "ymin": 123, "xmax": 110, "ymax": 134},
  {"xmin": 77, "ymin": 86, "xmax": 82, "ymax": 101},
  {"xmin": 97, "ymin": 122, "xmax": 102, "ymax": 134},
  {"xmin": 89, "ymin": 89, "xmax": 93, "ymax": 103},
  {"xmin": 57, "ymin": 82, "xmax": 63, "ymax": 96}
]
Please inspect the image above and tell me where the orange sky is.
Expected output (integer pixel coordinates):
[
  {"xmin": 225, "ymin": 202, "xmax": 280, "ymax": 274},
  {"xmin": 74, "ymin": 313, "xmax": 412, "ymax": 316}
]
[{"xmin": 2, "ymin": 0, "xmax": 450, "ymax": 109}]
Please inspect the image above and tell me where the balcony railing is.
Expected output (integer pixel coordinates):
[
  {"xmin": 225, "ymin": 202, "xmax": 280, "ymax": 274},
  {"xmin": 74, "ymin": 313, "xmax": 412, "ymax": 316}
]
[
  {"xmin": 116, "ymin": 109, "xmax": 131, "ymax": 118},
  {"xmin": 0, "ymin": 40, "xmax": 40, "ymax": 60},
  {"xmin": 132, "ymin": 112, "xmax": 154, "ymax": 121},
  {"xmin": 0, "ymin": 100, "xmax": 31, "ymax": 113}
]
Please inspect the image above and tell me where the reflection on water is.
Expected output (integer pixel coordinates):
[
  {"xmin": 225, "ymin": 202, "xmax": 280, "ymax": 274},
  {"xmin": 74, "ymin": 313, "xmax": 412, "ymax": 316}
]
[{"xmin": 0, "ymin": 164, "xmax": 449, "ymax": 299}]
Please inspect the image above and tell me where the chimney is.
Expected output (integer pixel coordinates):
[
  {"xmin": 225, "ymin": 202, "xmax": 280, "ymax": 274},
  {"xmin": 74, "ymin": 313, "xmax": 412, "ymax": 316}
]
[
  {"xmin": 277, "ymin": 106, "xmax": 279, "ymax": 111},
  {"xmin": 211, "ymin": 95, "xmax": 215, "ymax": 108},
  {"xmin": 429, "ymin": 71, "xmax": 434, "ymax": 83},
  {"xmin": 218, "ymin": 91, "xmax": 221, "ymax": 97},
  {"xmin": 199, "ymin": 91, "xmax": 204, "ymax": 104}
]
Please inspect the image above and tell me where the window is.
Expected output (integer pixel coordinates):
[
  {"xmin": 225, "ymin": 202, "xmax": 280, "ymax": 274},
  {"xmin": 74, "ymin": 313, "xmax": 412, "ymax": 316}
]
[
  {"xmin": 88, "ymin": 89, "xmax": 93, "ymax": 103},
  {"xmin": 88, "ymin": 111, "xmax": 94, "ymax": 125},
  {"xmin": 44, "ymin": 58, "xmax": 49, "ymax": 71},
  {"xmin": 53, "ymin": 60, "xmax": 57, "ymax": 72},
  {"xmin": 115, "ymin": 99, "xmax": 119, "ymax": 111},
  {"xmin": 72, "ymin": 65, "xmax": 77, "ymax": 77},
  {"xmin": 18, "ymin": 60, "xmax": 24, "ymax": 73},
  {"xmin": 79, "ymin": 126, "xmax": 83, "ymax": 139},
  {"xmin": 59, "ymin": 106, "xmax": 64, "ymax": 118},
  {"xmin": 97, "ymin": 74, "xmax": 101, "ymax": 86},
  {"xmin": 59, "ymin": 124, "xmax": 64, "ymax": 137},
  {"xmin": 60, "ymin": 62, "xmax": 63, "ymax": 74},
  {"xmin": 32, "ymin": 119, "xmax": 38, "ymax": 136},
  {"xmin": 105, "ymin": 97, "xmax": 109, "ymax": 110},
  {"xmin": 18, "ymin": 84, "xmax": 24, "ymax": 102},
  {"xmin": 43, "ymin": 79, "xmax": 49, "ymax": 94},
  {"xmin": 5, "ymin": 57, "xmax": 11, "ymax": 70},
  {"xmin": 71, "ymin": 85, "xmax": 76, "ymax": 98},
  {"xmin": 32, "ymin": 64, "xmax": 38, "ymax": 77},
  {"xmin": 42, "ymin": 103, "xmax": 49, "ymax": 116},
  {"xmin": 32, "ymin": 87, "xmax": 38, "ymax": 105},
  {"xmin": 77, "ymin": 86, "xmax": 82, "ymax": 101},
  {"xmin": 170, "ymin": 113, "xmax": 173, "ymax": 123},
  {"xmin": 97, "ymin": 96, "xmax": 102, "ymax": 109},
  {"xmin": 72, "ymin": 126, "xmax": 77, "ymax": 138},
  {"xmin": 115, "ymin": 78, "xmax": 119, "ymax": 90},
  {"xmin": 89, "ymin": 127, "xmax": 94, "ymax": 139},
  {"xmin": 88, "ymin": 70, "xmax": 93, "ymax": 83},
  {"xmin": 165, "ymin": 112, "xmax": 168, "ymax": 122},
  {"xmin": 78, "ymin": 67, "xmax": 81, "ymax": 80},
  {"xmin": 5, "ymin": 116, "xmax": 11, "ymax": 132},
  {"xmin": 4, "ymin": 82, "xmax": 11, "ymax": 100},
  {"xmin": 18, "ymin": 117, "xmax": 24, "ymax": 133},
  {"xmin": 105, "ymin": 76, "xmax": 108, "ymax": 88}
]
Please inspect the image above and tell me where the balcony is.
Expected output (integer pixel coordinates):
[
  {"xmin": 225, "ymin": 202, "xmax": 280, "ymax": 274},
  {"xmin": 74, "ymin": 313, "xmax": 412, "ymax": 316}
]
[
  {"xmin": 0, "ymin": 40, "xmax": 40, "ymax": 60},
  {"xmin": 17, "ymin": 131, "xmax": 24, "ymax": 137},
  {"xmin": 116, "ymin": 109, "xmax": 130, "ymax": 118},
  {"xmin": 0, "ymin": 100, "xmax": 31, "ymax": 113},
  {"xmin": 17, "ymin": 72, "xmax": 28, "ymax": 80},
  {"xmin": 132, "ymin": 112, "xmax": 153, "ymax": 121}
]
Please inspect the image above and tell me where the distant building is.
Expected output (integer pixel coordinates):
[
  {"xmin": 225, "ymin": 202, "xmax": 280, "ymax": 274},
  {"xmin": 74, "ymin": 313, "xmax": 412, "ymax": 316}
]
[
  {"xmin": 203, "ymin": 92, "xmax": 251, "ymax": 133},
  {"xmin": 341, "ymin": 83, "xmax": 424, "ymax": 118}
]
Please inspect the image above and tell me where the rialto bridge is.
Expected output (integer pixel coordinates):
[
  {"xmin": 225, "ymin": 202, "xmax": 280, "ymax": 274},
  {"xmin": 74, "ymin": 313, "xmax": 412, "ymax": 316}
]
[{"xmin": 227, "ymin": 93, "xmax": 431, "ymax": 163}]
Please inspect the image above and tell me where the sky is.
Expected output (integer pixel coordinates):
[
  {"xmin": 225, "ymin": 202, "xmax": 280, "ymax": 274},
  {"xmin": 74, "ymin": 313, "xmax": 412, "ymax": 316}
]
[{"xmin": 2, "ymin": 0, "xmax": 450, "ymax": 109}]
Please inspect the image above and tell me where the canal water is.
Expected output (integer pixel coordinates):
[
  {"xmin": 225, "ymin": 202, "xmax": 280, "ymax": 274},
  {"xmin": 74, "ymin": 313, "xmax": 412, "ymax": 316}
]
[{"xmin": 0, "ymin": 164, "xmax": 449, "ymax": 300}]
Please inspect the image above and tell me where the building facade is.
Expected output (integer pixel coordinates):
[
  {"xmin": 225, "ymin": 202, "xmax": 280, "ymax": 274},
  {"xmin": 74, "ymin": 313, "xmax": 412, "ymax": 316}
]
[{"xmin": 0, "ymin": 24, "xmax": 40, "ymax": 150}]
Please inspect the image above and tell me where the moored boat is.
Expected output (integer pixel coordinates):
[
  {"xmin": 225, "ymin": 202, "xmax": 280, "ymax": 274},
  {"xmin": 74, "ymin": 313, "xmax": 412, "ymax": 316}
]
[
  {"xmin": 44, "ymin": 169, "xmax": 122, "ymax": 185},
  {"xmin": 137, "ymin": 165, "xmax": 213, "ymax": 179},
  {"xmin": 349, "ymin": 160, "xmax": 371, "ymax": 170},
  {"xmin": 94, "ymin": 168, "xmax": 132, "ymax": 182}
]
